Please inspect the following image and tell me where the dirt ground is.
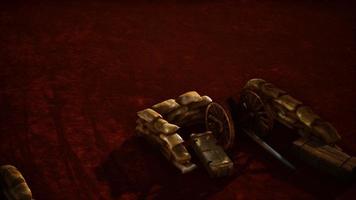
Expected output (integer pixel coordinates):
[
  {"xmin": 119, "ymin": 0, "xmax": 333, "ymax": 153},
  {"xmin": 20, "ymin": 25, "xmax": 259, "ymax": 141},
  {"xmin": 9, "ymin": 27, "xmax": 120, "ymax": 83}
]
[{"xmin": 0, "ymin": 0, "xmax": 355, "ymax": 199}]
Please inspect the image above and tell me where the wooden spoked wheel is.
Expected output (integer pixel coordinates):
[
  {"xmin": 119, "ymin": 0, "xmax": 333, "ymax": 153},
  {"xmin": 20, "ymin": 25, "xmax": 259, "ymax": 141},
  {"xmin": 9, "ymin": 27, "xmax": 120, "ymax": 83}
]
[
  {"xmin": 205, "ymin": 102, "xmax": 235, "ymax": 150},
  {"xmin": 237, "ymin": 90, "xmax": 274, "ymax": 137}
]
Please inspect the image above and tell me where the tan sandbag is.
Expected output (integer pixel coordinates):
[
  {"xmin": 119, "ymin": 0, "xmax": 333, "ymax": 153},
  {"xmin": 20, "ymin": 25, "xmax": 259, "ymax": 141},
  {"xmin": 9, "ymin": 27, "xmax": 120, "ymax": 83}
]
[
  {"xmin": 153, "ymin": 118, "xmax": 180, "ymax": 135},
  {"xmin": 137, "ymin": 108, "xmax": 162, "ymax": 123},
  {"xmin": 311, "ymin": 121, "xmax": 341, "ymax": 144},
  {"xmin": 159, "ymin": 133, "xmax": 184, "ymax": 149},
  {"xmin": 173, "ymin": 108, "xmax": 204, "ymax": 124},
  {"xmin": 176, "ymin": 91, "xmax": 202, "ymax": 105},
  {"xmin": 178, "ymin": 112, "xmax": 205, "ymax": 127},
  {"xmin": 135, "ymin": 122, "xmax": 151, "ymax": 135},
  {"xmin": 142, "ymin": 132, "xmax": 166, "ymax": 148},
  {"xmin": 152, "ymin": 99, "xmax": 180, "ymax": 115},
  {"xmin": 166, "ymin": 106, "xmax": 189, "ymax": 122},
  {"xmin": 136, "ymin": 118, "xmax": 146, "ymax": 126},
  {"xmin": 244, "ymin": 78, "xmax": 266, "ymax": 91},
  {"xmin": 274, "ymin": 95, "xmax": 302, "ymax": 112},
  {"xmin": 188, "ymin": 95, "xmax": 212, "ymax": 110},
  {"xmin": 9, "ymin": 182, "xmax": 32, "ymax": 200},
  {"xmin": 296, "ymin": 106, "xmax": 320, "ymax": 127},
  {"xmin": 172, "ymin": 160, "xmax": 197, "ymax": 174},
  {"xmin": 171, "ymin": 144, "xmax": 191, "ymax": 163},
  {"xmin": 0, "ymin": 165, "xmax": 25, "ymax": 187},
  {"xmin": 260, "ymin": 83, "xmax": 286, "ymax": 99},
  {"xmin": 0, "ymin": 165, "xmax": 32, "ymax": 200}
]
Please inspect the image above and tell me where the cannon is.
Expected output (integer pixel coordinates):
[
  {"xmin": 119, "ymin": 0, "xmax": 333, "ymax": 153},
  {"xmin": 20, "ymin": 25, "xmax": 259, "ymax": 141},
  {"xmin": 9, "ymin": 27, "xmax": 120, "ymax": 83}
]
[{"xmin": 229, "ymin": 78, "xmax": 356, "ymax": 180}]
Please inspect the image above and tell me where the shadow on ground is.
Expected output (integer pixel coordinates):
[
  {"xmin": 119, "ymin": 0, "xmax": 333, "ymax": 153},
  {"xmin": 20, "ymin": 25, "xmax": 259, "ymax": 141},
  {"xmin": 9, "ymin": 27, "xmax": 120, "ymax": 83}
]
[{"xmin": 95, "ymin": 136, "xmax": 237, "ymax": 200}]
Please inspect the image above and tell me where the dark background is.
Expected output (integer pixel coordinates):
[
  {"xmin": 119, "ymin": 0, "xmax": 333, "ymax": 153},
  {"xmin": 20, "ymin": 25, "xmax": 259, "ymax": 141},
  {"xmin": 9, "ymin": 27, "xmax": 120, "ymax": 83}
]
[{"xmin": 0, "ymin": 0, "xmax": 355, "ymax": 199}]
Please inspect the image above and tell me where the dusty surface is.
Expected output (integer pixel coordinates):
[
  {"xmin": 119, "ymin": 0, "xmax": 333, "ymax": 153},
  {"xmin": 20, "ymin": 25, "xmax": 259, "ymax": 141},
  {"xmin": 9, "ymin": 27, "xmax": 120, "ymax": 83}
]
[{"xmin": 0, "ymin": 0, "xmax": 355, "ymax": 199}]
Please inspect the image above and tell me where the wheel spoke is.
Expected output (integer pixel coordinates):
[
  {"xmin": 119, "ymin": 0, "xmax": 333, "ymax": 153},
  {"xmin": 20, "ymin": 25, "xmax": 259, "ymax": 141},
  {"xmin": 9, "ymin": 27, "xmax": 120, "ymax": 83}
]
[
  {"xmin": 205, "ymin": 102, "xmax": 235, "ymax": 150},
  {"xmin": 237, "ymin": 90, "xmax": 274, "ymax": 137}
]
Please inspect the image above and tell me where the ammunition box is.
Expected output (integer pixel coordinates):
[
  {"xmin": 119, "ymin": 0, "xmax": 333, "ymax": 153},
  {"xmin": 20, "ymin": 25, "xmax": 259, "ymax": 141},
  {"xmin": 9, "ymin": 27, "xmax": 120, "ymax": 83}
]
[{"xmin": 190, "ymin": 132, "xmax": 234, "ymax": 178}]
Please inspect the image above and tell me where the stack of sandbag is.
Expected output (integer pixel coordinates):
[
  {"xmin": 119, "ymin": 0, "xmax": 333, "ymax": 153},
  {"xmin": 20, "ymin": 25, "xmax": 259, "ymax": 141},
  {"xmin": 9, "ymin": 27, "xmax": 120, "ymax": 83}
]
[
  {"xmin": 244, "ymin": 78, "xmax": 341, "ymax": 145},
  {"xmin": 244, "ymin": 78, "xmax": 355, "ymax": 180},
  {"xmin": 135, "ymin": 91, "xmax": 212, "ymax": 173},
  {"xmin": 0, "ymin": 165, "xmax": 33, "ymax": 200},
  {"xmin": 149, "ymin": 91, "xmax": 213, "ymax": 126}
]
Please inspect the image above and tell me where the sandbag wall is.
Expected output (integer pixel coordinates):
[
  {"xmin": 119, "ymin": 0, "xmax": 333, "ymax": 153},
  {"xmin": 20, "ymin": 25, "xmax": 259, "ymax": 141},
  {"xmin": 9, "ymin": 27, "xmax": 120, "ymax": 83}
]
[
  {"xmin": 0, "ymin": 165, "xmax": 33, "ymax": 200},
  {"xmin": 135, "ymin": 91, "xmax": 212, "ymax": 173},
  {"xmin": 244, "ymin": 78, "xmax": 355, "ymax": 180},
  {"xmin": 244, "ymin": 78, "xmax": 341, "ymax": 144}
]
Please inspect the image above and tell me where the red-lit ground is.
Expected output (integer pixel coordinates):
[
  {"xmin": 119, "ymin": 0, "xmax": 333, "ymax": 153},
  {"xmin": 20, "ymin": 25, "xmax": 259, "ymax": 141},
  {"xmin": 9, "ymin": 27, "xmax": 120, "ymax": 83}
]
[{"xmin": 0, "ymin": 1, "xmax": 355, "ymax": 199}]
